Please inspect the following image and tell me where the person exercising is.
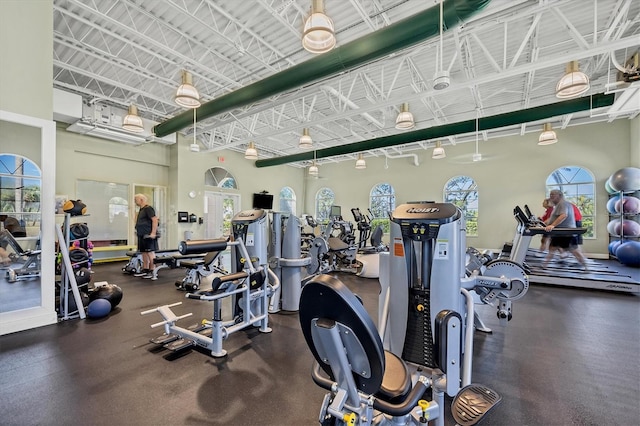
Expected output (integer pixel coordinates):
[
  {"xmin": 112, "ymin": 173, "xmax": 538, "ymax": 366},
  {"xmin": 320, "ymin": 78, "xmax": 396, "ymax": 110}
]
[
  {"xmin": 134, "ymin": 194, "xmax": 158, "ymax": 279},
  {"xmin": 542, "ymin": 190, "xmax": 588, "ymax": 270}
]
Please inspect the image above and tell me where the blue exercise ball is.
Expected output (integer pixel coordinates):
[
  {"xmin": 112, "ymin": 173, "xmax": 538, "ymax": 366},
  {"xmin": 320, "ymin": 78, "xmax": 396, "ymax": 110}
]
[
  {"xmin": 606, "ymin": 195, "xmax": 621, "ymax": 214},
  {"xmin": 605, "ymin": 178, "xmax": 617, "ymax": 195},
  {"xmin": 609, "ymin": 167, "xmax": 640, "ymax": 193},
  {"xmin": 608, "ymin": 240, "xmax": 623, "ymax": 256},
  {"xmin": 615, "ymin": 241, "xmax": 640, "ymax": 267},
  {"xmin": 87, "ymin": 298, "xmax": 112, "ymax": 319}
]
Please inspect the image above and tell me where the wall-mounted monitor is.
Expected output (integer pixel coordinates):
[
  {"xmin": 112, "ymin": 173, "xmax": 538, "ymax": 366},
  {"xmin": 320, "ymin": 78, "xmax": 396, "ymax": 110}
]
[{"xmin": 252, "ymin": 193, "xmax": 273, "ymax": 210}]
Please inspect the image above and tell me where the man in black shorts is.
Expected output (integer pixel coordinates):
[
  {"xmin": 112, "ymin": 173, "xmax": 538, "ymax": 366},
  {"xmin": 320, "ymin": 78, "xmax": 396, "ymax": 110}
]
[
  {"xmin": 134, "ymin": 194, "xmax": 159, "ymax": 279},
  {"xmin": 542, "ymin": 189, "xmax": 588, "ymax": 270}
]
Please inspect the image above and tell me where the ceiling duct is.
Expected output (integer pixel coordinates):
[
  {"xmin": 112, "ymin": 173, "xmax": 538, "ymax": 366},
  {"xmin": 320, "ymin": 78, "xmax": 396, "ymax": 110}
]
[
  {"xmin": 153, "ymin": 0, "xmax": 491, "ymax": 138},
  {"xmin": 255, "ymin": 93, "xmax": 615, "ymax": 168}
]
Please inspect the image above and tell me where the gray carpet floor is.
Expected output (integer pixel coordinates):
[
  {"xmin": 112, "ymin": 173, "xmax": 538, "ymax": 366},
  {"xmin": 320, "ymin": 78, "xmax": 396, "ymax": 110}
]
[{"xmin": 1, "ymin": 261, "xmax": 639, "ymax": 426}]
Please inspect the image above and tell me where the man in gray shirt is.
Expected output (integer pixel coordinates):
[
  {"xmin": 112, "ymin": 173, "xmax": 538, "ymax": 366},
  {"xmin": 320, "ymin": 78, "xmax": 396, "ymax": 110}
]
[{"xmin": 542, "ymin": 189, "xmax": 588, "ymax": 269}]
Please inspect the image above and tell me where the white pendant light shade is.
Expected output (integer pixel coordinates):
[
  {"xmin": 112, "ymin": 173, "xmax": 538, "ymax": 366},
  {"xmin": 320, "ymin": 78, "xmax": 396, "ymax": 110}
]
[
  {"xmin": 299, "ymin": 128, "xmax": 313, "ymax": 149},
  {"xmin": 308, "ymin": 162, "xmax": 319, "ymax": 175},
  {"xmin": 538, "ymin": 123, "xmax": 558, "ymax": 145},
  {"xmin": 175, "ymin": 70, "xmax": 201, "ymax": 108},
  {"xmin": 302, "ymin": 0, "xmax": 336, "ymax": 54},
  {"xmin": 432, "ymin": 141, "xmax": 446, "ymax": 159},
  {"xmin": 395, "ymin": 103, "xmax": 415, "ymax": 130},
  {"xmin": 355, "ymin": 153, "xmax": 366, "ymax": 169},
  {"xmin": 122, "ymin": 104, "xmax": 144, "ymax": 132},
  {"xmin": 472, "ymin": 152, "xmax": 482, "ymax": 162},
  {"xmin": 556, "ymin": 61, "xmax": 590, "ymax": 99},
  {"xmin": 245, "ymin": 141, "xmax": 258, "ymax": 160}
]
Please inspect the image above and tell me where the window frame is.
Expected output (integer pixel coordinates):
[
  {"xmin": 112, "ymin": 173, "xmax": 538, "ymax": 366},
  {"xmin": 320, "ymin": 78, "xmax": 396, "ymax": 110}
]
[{"xmin": 444, "ymin": 175, "xmax": 479, "ymax": 237}]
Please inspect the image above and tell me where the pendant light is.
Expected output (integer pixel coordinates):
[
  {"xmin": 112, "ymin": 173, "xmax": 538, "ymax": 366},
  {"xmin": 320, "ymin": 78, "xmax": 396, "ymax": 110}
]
[
  {"xmin": 395, "ymin": 103, "xmax": 415, "ymax": 130},
  {"xmin": 190, "ymin": 108, "xmax": 200, "ymax": 152},
  {"xmin": 432, "ymin": 141, "xmax": 446, "ymax": 159},
  {"xmin": 355, "ymin": 153, "xmax": 366, "ymax": 169},
  {"xmin": 245, "ymin": 141, "xmax": 258, "ymax": 160},
  {"xmin": 538, "ymin": 123, "xmax": 558, "ymax": 145},
  {"xmin": 175, "ymin": 70, "xmax": 201, "ymax": 108},
  {"xmin": 473, "ymin": 110, "xmax": 482, "ymax": 162},
  {"xmin": 122, "ymin": 104, "xmax": 144, "ymax": 133},
  {"xmin": 309, "ymin": 151, "xmax": 319, "ymax": 175},
  {"xmin": 433, "ymin": 0, "xmax": 450, "ymax": 90},
  {"xmin": 556, "ymin": 61, "xmax": 590, "ymax": 99},
  {"xmin": 302, "ymin": 0, "xmax": 336, "ymax": 54},
  {"xmin": 299, "ymin": 128, "xmax": 313, "ymax": 149}
]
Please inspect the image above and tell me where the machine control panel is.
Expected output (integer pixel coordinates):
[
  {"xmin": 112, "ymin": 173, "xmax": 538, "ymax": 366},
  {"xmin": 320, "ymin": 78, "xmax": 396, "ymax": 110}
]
[{"xmin": 391, "ymin": 203, "xmax": 460, "ymax": 241}]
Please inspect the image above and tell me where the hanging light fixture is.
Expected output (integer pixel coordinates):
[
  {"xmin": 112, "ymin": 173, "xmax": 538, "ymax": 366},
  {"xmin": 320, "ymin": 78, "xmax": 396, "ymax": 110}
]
[
  {"xmin": 190, "ymin": 108, "xmax": 200, "ymax": 152},
  {"xmin": 355, "ymin": 153, "xmax": 366, "ymax": 169},
  {"xmin": 556, "ymin": 61, "xmax": 590, "ymax": 99},
  {"xmin": 473, "ymin": 110, "xmax": 482, "ymax": 162},
  {"xmin": 433, "ymin": 0, "xmax": 450, "ymax": 90},
  {"xmin": 432, "ymin": 141, "xmax": 446, "ymax": 159},
  {"xmin": 309, "ymin": 151, "xmax": 319, "ymax": 175},
  {"xmin": 538, "ymin": 123, "xmax": 558, "ymax": 145},
  {"xmin": 395, "ymin": 103, "xmax": 415, "ymax": 130},
  {"xmin": 245, "ymin": 141, "xmax": 258, "ymax": 160},
  {"xmin": 302, "ymin": 0, "xmax": 336, "ymax": 54},
  {"xmin": 175, "ymin": 70, "xmax": 201, "ymax": 108},
  {"xmin": 299, "ymin": 128, "xmax": 313, "ymax": 149},
  {"xmin": 122, "ymin": 104, "xmax": 144, "ymax": 133}
]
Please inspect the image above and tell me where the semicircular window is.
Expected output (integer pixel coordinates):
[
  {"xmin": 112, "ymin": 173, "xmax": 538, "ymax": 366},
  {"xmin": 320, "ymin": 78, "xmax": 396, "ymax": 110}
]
[{"xmin": 205, "ymin": 167, "xmax": 237, "ymax": 189}]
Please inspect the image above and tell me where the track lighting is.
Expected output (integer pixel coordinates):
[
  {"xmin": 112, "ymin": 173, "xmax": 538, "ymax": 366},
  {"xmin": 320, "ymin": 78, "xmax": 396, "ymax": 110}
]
[
  {"xmin": 538, "ymin": 123, "xmax": 558, "ymax": 145},
  {"xmin": 245, "ymin": 141, "xmax": 258, "ymax": 160},
  {"xmin": 302, "ymin": 0, "xmax": 336, "ymax": 54},
  {"xmin": 395, "ymin": 103, "xmax": 415, "ymax": 130},
  {"xmin": 122, "ymin": 104, "xmax": 144, "ymax": 133},
  {"xmin": 175, "ymin": 70, "xmax": 201, "ymax": 108}
]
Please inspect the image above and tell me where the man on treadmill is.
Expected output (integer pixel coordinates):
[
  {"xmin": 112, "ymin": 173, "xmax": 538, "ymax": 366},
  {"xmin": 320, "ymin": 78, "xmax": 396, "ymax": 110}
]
[{"xmin": 542, "ymin": 189, "xmax": 588, "ymax": 270}]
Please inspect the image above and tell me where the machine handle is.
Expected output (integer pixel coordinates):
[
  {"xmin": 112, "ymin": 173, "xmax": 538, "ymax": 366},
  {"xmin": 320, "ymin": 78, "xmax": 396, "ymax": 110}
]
[{"xmin": 140, "ymin": 302, "xmax": 182, "ymax": 316}]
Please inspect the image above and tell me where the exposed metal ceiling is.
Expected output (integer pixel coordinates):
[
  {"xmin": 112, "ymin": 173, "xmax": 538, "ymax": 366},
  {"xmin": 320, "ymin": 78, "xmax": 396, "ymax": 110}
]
[{"xmin": 53, "ymin": 0, "xmax": 640, "ymax": 167}]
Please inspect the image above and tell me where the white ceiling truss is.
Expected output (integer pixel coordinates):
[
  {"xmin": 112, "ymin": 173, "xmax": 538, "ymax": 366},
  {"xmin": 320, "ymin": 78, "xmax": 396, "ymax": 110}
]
[{"xmin": 53, "ymin": 0, "xmax": 640, "ymax": 167}]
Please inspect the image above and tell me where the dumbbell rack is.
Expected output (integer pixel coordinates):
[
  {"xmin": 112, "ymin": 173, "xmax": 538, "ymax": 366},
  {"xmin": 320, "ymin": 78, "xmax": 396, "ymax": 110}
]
[{"xmin": 56, "ymin": 213, "xmax": 89, "ymax": 320}]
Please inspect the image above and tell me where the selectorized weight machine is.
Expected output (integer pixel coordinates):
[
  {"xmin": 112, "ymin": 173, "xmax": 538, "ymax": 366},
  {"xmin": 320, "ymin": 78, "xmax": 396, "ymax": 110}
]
[
  {"xmin": 141, "ymin": 209, "xmax": 280, "ymax": 358},
  {"xmin": 300, "ymin": 202, "xmax": 529, "ymax": 425}
]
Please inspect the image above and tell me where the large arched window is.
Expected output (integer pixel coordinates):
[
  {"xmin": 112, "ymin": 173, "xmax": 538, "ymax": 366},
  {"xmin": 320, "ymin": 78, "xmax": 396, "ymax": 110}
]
[
  {"xmin": 315, "ymin": 187, "xmax": 335, "ymax": 223},
  {"xmin": 444, "ymin": 176, "xmax": 478, "ymax": 237},
  {"xmin": 279, "ymin": 187, "xmax": 296, "ymax": 215},
  {"xmin": 369, "ymin": 183, "xmax": 395, "ymax": 233},
  {"xmin": 205, "ymin": 167, "xmax": 237, "ymax": 189},
  {"xmin": 546, "ymin": 166, "xmax": 595, "ymax": 238},
  {"xmin": 0, "ymin": 153, "xmax": 41, "ymax": 234}
]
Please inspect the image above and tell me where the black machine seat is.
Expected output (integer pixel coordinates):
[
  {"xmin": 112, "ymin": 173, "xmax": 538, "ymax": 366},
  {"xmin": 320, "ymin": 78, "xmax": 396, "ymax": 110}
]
[{"xmin": 300, "ymin": 274, "xmax": 426, "ymax": 417}]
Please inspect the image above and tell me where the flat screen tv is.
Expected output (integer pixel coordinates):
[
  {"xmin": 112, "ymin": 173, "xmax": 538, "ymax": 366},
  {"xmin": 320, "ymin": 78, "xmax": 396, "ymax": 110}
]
[{"xmin": 252, "ymin": 193, "xmax": 273, "ymax": 210}]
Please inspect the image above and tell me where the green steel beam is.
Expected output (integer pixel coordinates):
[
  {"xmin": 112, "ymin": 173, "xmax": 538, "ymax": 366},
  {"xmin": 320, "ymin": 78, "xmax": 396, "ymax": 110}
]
[
  {"xmin": 254, "ymin": 93, "xmax": 616, "ymax": 168},
  {"xmin": 153, "ymin": 0, "xmax": 491, "ymax": 138}
]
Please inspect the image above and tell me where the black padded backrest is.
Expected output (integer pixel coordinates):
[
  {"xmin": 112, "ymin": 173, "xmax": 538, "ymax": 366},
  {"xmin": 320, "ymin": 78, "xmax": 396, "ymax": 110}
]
[
  {"xmin": 370, "ymin": 225, "xmax": 383, "ymax": 246},
  {"xmin": 299, "ymin": 274, "xmax": 385, "ymax": 393}
]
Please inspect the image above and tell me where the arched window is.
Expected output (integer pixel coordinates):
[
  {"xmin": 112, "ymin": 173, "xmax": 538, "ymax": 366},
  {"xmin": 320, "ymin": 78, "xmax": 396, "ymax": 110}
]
[
  {"xmin": 279, "ymin": 187, "xmax": 296, "ymax": 215},
  {"xmin": 546, "ymin": 166, "xmax": 595, "ymax": 238},
  {"xmin": 205, "ymin": 167, "xmax": 237, "ymax": 189},
  {"xmin": 0, "ymin": 153, "xmax": 41, "ymax": 233},
  {"xmin": 315, "ymin": 187, "xmax": 335, "ymax": 223},
  {"xmin": 444, "ymin": 176, "xmax": 478, "ymax": 237},
  {"xmin": 369, "ymin": 183, "xmax": 395, "ymax": 233}
]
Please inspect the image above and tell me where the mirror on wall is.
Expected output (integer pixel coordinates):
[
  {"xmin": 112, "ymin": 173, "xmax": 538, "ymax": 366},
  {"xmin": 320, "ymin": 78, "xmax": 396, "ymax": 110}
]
[{"xmin": 0, "ymin": 153, "xmax": 42, "ymax": 313}]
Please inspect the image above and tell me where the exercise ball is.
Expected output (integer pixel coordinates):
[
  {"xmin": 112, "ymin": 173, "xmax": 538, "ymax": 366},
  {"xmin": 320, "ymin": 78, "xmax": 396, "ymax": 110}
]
[
  {"xmin": 608, "ymin": 240, "xmax": 623, "ymax": 256},
  {"xmin": 615, "ymin": 196, "xmax": 640, "ymax": 214},
  {"xmin": 616, "ymin": 220, "xmax": 640, "ymax": 238},
  {"xmin": 607, "ymin": 219, "xmax": 620, "ymax": 236},
  {"xmin": 607, "ymin": 195, "xmax": 621, "ymax": 214},
  {"xmin": 74, "ymin": 267, "xmax": 92, "ymax": 286},
  {"xmin": 615, "ymin": 241, "xmax": 640, "ymax": 267},
  {"xmin": 605, "ymin": 178, "xmax": 618, "ymax": 195},
  {"xmin": 609, "ymin": 167, "xmax": 640, "ymax": 193},
  {"xmin": 87, "ymin": 298, "xmax": 111, "ymax": 319},
  {"xmin": 89, "ymin": 284, "xmax": 123, "ymax": 309}
]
